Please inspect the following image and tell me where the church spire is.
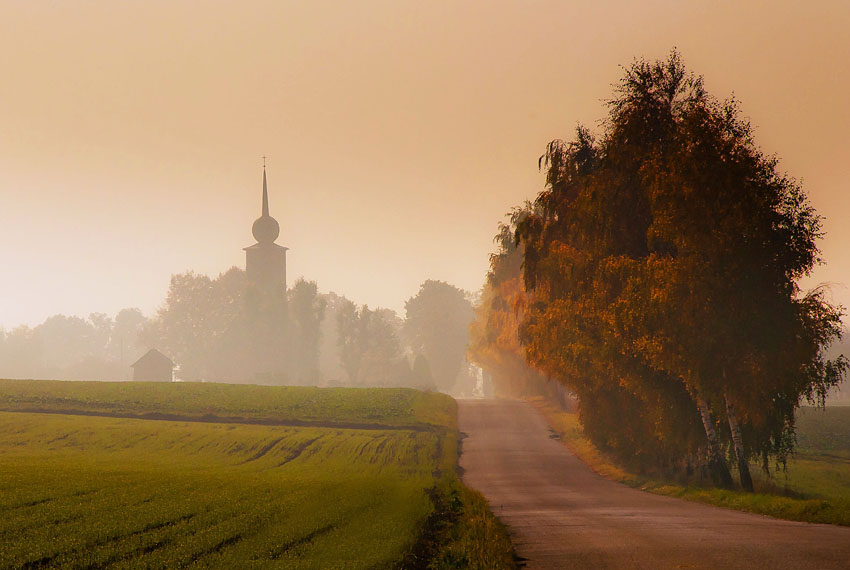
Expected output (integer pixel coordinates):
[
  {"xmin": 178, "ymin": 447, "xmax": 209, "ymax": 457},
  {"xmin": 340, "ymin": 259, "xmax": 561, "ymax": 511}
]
[
  {"xmin": 251, "ymin": 165, "xmax": 280, "ymax": 244},
  {"xmin": 262, "ymin": 167, "xmax": 269, "ymax": 217}
]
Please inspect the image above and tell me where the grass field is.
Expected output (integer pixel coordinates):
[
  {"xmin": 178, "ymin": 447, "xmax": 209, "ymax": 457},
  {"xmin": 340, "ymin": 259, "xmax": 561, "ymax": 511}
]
[
  {"xmin": 0, "ymin": 380, "xmax": 514, "ymax": 569},
  {"xmin": 782, "ymin": 406, "xmax": 850, "ymax": 504},
  {"xmin": 0, "ymin": 379, "xmax": 452, "ymax": 429},
  {"xmin": 533, "ymin": 398, "xmax": 850, "ymax": 527}
]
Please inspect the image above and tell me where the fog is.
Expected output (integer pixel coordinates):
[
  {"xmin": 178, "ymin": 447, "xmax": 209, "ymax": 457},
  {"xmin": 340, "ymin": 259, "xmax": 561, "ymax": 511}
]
[
  {"xmin": 1, "ymin": 1, "xmax": 849, "ymax": 332},
  {"xmin": 0, "ymin": 273, "xmax": 480, "ymax": 395}
]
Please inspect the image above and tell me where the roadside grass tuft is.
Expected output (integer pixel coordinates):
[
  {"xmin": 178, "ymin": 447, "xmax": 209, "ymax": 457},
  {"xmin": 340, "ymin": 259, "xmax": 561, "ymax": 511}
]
[{"xmin": 426, "ymin": 481, "xmax": 516, "ymax": 570}]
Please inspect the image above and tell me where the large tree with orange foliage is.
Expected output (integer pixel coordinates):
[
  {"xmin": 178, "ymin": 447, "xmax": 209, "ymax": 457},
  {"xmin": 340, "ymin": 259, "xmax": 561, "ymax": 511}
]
[{"xmin": 516, "ymin": 51, "xmax": 846, "ymax": 487}]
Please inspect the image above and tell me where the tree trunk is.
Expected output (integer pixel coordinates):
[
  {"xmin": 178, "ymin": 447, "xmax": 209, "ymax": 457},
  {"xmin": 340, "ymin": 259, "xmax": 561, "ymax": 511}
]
[
  {"xmin": 725, "ymin": 392, "xmax": 754, "ymax": 492},
  {"xmin": 695, "ymin": 395, "xmax": 734, "ymax": 488}
]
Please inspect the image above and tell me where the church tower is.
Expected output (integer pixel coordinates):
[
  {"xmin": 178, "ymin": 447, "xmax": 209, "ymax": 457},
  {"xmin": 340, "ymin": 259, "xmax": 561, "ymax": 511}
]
[{"xmin": 244, "ymin": 167, "xmax": 287, "ymax": 290}]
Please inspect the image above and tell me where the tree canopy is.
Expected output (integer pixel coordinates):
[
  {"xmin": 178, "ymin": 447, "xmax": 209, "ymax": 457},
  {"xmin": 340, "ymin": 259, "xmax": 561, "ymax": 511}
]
[
  {"xmin": 511, "ymin": 51, "xmax": 846, "ymax": 486},
  {"xmin": 468, "ymin": 203, "xmax": 571, "ymax": 405},
  {"xmin": 404, "ymin": 280, "xmax": 475, "ymax": 393}
]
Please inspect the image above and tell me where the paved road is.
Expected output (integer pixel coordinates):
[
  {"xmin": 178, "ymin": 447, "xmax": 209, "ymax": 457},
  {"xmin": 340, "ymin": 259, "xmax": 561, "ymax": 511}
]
[{"xmin": 458, "ymin": 399, "xmax": 850, "ymax": 570}]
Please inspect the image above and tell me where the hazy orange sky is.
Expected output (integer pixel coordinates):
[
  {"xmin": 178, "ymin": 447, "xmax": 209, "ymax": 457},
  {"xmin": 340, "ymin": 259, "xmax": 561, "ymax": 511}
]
[{"xmin": 1, "ymin": 1, "xmax": 848, "ymax": 328}]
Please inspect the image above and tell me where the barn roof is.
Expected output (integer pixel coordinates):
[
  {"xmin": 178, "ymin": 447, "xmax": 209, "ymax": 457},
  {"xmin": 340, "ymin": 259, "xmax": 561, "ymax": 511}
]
[{"xmin": 131, "ymin": 348, "xmax": 174, "ymax": 368}]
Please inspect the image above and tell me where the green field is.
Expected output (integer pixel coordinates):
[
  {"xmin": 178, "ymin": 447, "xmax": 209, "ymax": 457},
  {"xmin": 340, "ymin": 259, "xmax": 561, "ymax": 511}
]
[
  {"xmin": 0, "ymin": 380, "xmax": 514, "ymax": 569},
  {"xmin": 783, "ymin": 406, "xmax": 850, "ymax": 502},
  {"xmin": 0, "ymin": 379, "xmax": 453, "ymax": 430}
]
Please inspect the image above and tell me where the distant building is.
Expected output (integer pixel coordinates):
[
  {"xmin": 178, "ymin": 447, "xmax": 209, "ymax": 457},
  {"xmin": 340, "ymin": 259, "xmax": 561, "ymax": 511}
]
[
  {"xmin": 131, "ymin": 349, "xmax": 174, "ymax": 382},
  {"xmin": 244, "ymin": 167, "xmax": 288, "ymax": 291}
]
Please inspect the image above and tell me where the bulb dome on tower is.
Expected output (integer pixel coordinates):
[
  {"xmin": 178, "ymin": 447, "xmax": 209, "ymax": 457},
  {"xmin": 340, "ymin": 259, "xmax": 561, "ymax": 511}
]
[{"xmin": 252, "ymin": 215, "xmax": 280, "ymax": 243}]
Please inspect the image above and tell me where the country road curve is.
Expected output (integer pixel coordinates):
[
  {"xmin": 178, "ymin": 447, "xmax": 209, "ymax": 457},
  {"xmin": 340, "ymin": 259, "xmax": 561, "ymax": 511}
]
[{"xmin": 458, "ymin": 399, "xmax": 850, "ymax": 570}]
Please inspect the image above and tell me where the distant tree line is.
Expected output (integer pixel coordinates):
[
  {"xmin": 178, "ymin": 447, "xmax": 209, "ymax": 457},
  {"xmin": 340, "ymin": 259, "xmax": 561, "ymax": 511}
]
[
  {"xmin": 1, "ymin": 270, "xmax": 477, "ymax": 394},
  {"xmin": 469, "ymin": 51, "xmax": 847, "ymax": 489},
  {"xmin": 142, "ymin": 271, "xmax": 474, "ymax": 391},
  {"xmin": 0, "ymin": 309, "xmax": 148, "ymax": 381}
]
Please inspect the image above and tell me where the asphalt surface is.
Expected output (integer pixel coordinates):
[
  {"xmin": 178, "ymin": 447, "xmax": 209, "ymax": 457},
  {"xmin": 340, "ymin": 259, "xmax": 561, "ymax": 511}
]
[{"xmin": 458, "ymin": 399, "xmax": 850, "ymax": 570}]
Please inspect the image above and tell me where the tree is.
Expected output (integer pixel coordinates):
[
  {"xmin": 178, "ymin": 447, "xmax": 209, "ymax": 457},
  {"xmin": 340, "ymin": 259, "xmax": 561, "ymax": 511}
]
[
  {"xmin": 288, "ymin": 279, "xmax": 327, "ymax": 385},
  {"xmin": 358, "ymin": 307, "xmax": 405, "ymax": 387},
  {"xmin": 0, "ymin": 309, "xmax": 150, "ymax": 381},
  {"xmin": 336, "ymin": 297, "xmax": 363, "ymax": 384},
  {"xmin": 516, "ymin": 50, "xmax": 847, "ymax": 486},
  {"xmin": 109, "ymin": 308, "xmax": 148, "ymax": 367},
  {"xmin": 404, "ymin": 280, "xmax": 474, "ymax": 393},
  {"xmin": 140, "ymin": 267, "xmax": 288, "ymax": 382},
  {"xmin": 141, "ymin": 271, "xmax": 219, "ymax": 381},
  {"xmin": 336, "ymin": 300, "xmax": 407, "ymax": 387},
  {"xmin": 468, "ymin": 204, "xmax": 570, "ymax": 403},
  {"xmin": 411, "ymin": 354, "xmax": 435, "ymax": 390}
]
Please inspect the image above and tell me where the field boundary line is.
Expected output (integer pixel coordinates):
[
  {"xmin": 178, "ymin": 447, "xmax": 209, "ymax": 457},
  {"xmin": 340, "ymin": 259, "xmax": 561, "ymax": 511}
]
[{"xmin": 0, "ymin": 407, "xmax": 442, "ymax": 433}]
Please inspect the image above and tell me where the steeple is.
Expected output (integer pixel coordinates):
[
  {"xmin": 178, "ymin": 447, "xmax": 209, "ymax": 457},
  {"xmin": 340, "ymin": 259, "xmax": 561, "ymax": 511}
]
[{"xmin": 244, "ymin": 164, "xmax": 288, "ymax": 290}]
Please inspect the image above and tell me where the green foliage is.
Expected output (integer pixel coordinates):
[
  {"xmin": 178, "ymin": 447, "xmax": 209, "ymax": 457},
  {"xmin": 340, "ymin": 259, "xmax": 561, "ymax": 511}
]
[{"xmin": 514, "ymin": 50, "xmax": 847, "ymax": 482}]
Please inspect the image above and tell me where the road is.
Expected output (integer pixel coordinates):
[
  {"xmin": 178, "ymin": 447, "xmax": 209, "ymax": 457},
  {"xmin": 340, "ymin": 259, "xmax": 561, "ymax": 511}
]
[{"xmin": 458, "ymin": 399, "xmax": 850, "ymax": 570}]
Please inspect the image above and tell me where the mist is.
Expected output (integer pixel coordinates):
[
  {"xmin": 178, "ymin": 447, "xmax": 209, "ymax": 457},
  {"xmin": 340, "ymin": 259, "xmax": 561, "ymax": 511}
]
[{"xmin": 2, "ymin": 1, "xmax": 849, "ymax": 331}]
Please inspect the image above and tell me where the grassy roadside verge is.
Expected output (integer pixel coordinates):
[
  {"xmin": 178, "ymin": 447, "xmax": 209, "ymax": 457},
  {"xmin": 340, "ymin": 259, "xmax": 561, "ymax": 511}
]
[
  {"xmin": 409, "ymin": 404, "xmax": 517, "ymax": 570},
  {"xmin": 529, "ymin": 397, "xmax": 850, "ymax": 527},
  {"xmin": 408, "ymin": 477, "xmax": 517, "ymax": 570}
]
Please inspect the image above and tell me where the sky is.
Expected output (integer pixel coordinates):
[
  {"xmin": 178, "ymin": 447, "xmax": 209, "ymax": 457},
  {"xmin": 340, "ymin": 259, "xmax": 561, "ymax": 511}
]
[{"xmin": 1, "ymin": 0, "xmax": 849, "ymax": 328}]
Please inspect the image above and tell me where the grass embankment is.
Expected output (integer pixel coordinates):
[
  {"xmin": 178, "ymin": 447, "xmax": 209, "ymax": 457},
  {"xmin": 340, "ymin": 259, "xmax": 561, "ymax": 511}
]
[
  {"xmin": 0, "ymin": 379, "xmax": 513, "ymax": 569},
  {"xmin": 531, "ymin": 397, "xmax": 850, "ymax": 527}
]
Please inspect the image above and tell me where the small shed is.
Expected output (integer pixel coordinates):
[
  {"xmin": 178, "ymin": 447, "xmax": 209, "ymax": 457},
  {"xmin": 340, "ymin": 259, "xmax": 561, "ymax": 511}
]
[{"xmin": 131, "ymin": 349, "xmax": 174, "ymax": 382}]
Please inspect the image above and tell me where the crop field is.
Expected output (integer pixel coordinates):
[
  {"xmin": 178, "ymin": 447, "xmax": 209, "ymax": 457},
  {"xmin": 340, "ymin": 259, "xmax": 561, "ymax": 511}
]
[
  {"xmin": 0, "ymin": 379, "xmax": 453, "ymax": 430},
  {"xmin": 0, "ymin": 380, "xmax": 469, "ymax": 569}
]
